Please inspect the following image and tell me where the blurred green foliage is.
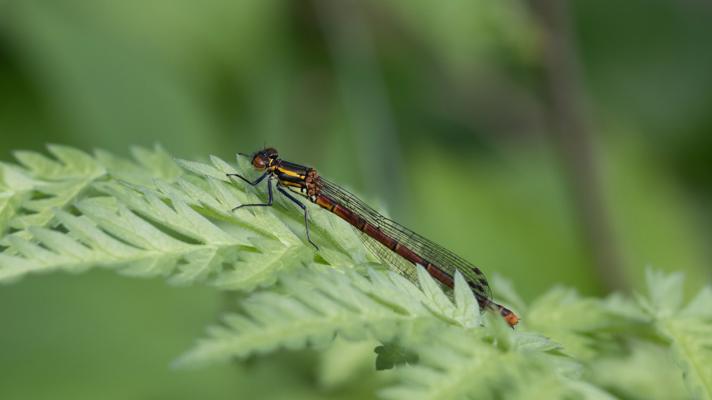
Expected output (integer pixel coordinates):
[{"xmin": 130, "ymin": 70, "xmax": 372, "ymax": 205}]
[{"xmin": 1, "ymin": 0, "xmax": 711, "ymax": 398}]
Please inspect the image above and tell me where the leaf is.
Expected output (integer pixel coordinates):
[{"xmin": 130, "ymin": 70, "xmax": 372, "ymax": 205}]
[
  {"xmin": 415, "ymin": 264, "xmax": 454, "ymax": 315},
  {"xmin": 380, "ymin": 327, "xmax": 590, "ymax": 400},
  {"xmin": 590, "ymin": 340, "xmax": 688, "ymax": 400},
  {"xmin": 638, "ymin": 270, "xmax": 712, "ymax": 399},
  {"xmin": 636, "ymin": 269, "xmax": 712, "ymax": 400},
  {"xmin": 680, "ymin": 286, "xmax": 712, "ymax": 319},
  {"xmin": 638, "ymin": 268, "xmax": 685, "ymax": 318},
  {"xmin": 175, "ymin": 267, "xmax": 475, "ymax": 369},
  {"xmin": 175, "ymin": 158, "xmax": 232, "ymax": 182},
  {"xmin": 660, "ymin": 319, "xmax": 712, "ymax": 400},
  {"xmin": 1, "ymin": 146, "xmax": 105, "ymax": 234},
  {"xmin": 525, "ymin": 287, "xmax": 614, "ymax": 360},
  {"xmin": 374, "ymin": 342, "xmax": 419, "ymax": 370},
  {"xmin": 96, "ymin": 144, "xmax": 182, "ymax": 186},
  {"xmin": 130, "ymin": 144, "xmax": 183, "ymax": 180},
  {"xmin": 0, "ymin": 149, "xmax": 310, "ymax": 289},
  {"xmin": 452, "ymin": 269, "xmax": 479, "ymax": 328},
  {"xmin": 4, "ymin": 146, "xmax": 702, "ymax": 400},
  {"xmin": 317, "ymin": 338, "xmax": 377, "ymax": 389}
]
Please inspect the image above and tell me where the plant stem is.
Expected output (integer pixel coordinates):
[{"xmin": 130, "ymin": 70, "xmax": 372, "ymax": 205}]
[{"xmin": 528, "ymin": 0, "xmax": 627, "ymax": 292}]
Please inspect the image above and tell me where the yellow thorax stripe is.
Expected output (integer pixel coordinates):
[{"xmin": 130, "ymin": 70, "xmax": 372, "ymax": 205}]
[{"xmin": 276, "ymin": 167, "xmax": 304, "ymax": 179}]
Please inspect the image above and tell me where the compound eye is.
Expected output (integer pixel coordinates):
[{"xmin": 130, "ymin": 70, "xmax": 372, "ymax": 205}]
[{"xmin": 252, "ymin": 154, "xmax": 268, "ymax": 169}]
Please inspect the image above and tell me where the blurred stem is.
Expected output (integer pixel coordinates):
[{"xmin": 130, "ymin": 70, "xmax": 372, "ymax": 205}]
[
  {"xmin": 312, "ymin": 0, "xmax": 405, "ymax": 216},
  {"xmin": 529, "ymin": 0, "xmax": 627, "ymax": 292}
]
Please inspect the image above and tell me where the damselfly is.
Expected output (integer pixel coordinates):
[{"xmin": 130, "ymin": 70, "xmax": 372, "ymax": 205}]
[{"xmin": 228, "ymin": 148, "xmax": 519, "ymax": 327}]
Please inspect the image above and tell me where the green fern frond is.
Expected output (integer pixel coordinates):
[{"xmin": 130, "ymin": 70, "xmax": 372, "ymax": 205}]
[
  {"xmin": 0, "ymin": 145, "xmax": 105, "ymax": 235},
  {"xmin": 380, "ymin": 326, "xmax": 604, "ymax": 400},
  {"xmin": 525, "ymin": 287, "xmax": 614, "ymax": 360},
  {"xmin": 4, "ymin": 146, "xmax": 711, "ymax": 400},
  {"xmin": 94, "ymin": 145, "xmax": 183, "ymax": 185},
  {"xmin": 590, "ymin": 340, "xmax": 687, "ymax": 400},
  {"xmin": 660, "ymin": 319, "xmax": 712, "ymax": 400},
  {"xmin": 636, "ymin": 269, "xmax": 712, "ymax": 400},
  {"xmin": 0, "ymin": 147, "xmax": 365, "ymax": 289},
  {"xmin": 175, "ymin": 266, "xmax": 480, "ymax": 368},
  {"xmin": 492, "ymin": 275, "xmax": 620, "ymax": 361}
]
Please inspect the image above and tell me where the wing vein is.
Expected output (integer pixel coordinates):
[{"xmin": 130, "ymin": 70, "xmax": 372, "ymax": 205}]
[{"xmin": 317, "ymin": 176, "xmax": 493, "ymax": 303}]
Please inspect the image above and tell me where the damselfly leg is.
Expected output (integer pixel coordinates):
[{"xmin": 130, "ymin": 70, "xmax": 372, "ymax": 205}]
[
  {"xmin": 277, "ymin": 186, "xmax": 319, "ymax": 250},
  {"xmin": 228, "ymin": 173, "xmax": 274, "ymax": 211},
  {"xmin": 227, "ymin": 172, "xmax": 319, "ymax": 250},
  {"xmin": 226, "ymin": 171, "xmax": 268, "ymax": 186}
]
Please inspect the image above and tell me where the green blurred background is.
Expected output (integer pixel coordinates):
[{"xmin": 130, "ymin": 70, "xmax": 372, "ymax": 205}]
[{"xmin": 1, "ymin": 0, "xmax": 710, "ymax": 398}]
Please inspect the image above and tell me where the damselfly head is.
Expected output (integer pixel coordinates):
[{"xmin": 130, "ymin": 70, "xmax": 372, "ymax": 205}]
[{"xmin": 251, "ymin": 148, "xmax": 279, "ymax": 170}]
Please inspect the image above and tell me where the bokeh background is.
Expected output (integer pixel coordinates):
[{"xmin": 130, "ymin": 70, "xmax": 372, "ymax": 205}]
[{"xmin": 1, "ymin": 1, "xmax": 710, "ymax": 399}]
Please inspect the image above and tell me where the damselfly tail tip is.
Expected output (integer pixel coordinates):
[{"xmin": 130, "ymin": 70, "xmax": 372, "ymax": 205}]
[
  {"xmin": 488, "ymin": 302, "xmax": 519, "ymax": 328},
  {"xmin": 499, "ymin": 306, "xmax": 520, "ymax": 328}
]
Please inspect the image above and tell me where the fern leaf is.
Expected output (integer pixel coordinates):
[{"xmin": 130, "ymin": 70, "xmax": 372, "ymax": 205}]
[
  {"xmin": 0, "ymin": 191, "xmax": 306, "ymax": 289},
  {"xmin": 1, "ymin": 145, "xmax": 105, "ymax": 234},
  {"xmin": 380, "ymin": 327, "xmax": 601, "ymax": 400},
  {"xmin": 662, "ymin": 319, "xmax": 712, "ymax": 400},
  {"xmin": 637, "ymin": 269, "xmax": 712, "ymax": 400},
  {"xmin": 638, "ymin": 269, "xmax": 685, "ymax": 319},
  {"xmin": 94, "ymin": 144, "xmax": 182, "ymax": 186},
  {"xmin": 0, "ymin": 148, "xmax": 358, "ymax": 290},
  {"xmin": 522, "ymin": 286, "xmax": 615, "ymax": 360},
  {"xmin": 590, "ymin": 340, "xmax": 688, "ymax": 400},
  {"xmin": 5, "ymin": 146, "xmax": 706, "ymax": 400},
  {"xmin": 175, "ymin": 265, "xmax": 480, "ymax": 368}
]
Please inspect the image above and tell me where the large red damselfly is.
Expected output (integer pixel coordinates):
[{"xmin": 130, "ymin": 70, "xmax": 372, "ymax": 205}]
[{"xmin": 228, "ymin": 148, "xmax": 519, "ymax": 327}]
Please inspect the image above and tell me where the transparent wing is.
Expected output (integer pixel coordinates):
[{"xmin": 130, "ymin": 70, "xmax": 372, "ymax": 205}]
[
  {"xmin": 358, "ymin": 230, "xmax": 418, "ymax": 282},
  {"xmin": 357, "ymin": 230, "xmax": 459, "ymax": 302},
  {"xmin": 317, "ymin": 176, "xmax": 493, "ymax": 303}
]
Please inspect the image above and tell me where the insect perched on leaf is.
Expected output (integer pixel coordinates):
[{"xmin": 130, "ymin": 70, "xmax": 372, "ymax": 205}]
[{"xmin": 228, "ymin": 148, "xmax": 519, "ymax": 327}]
